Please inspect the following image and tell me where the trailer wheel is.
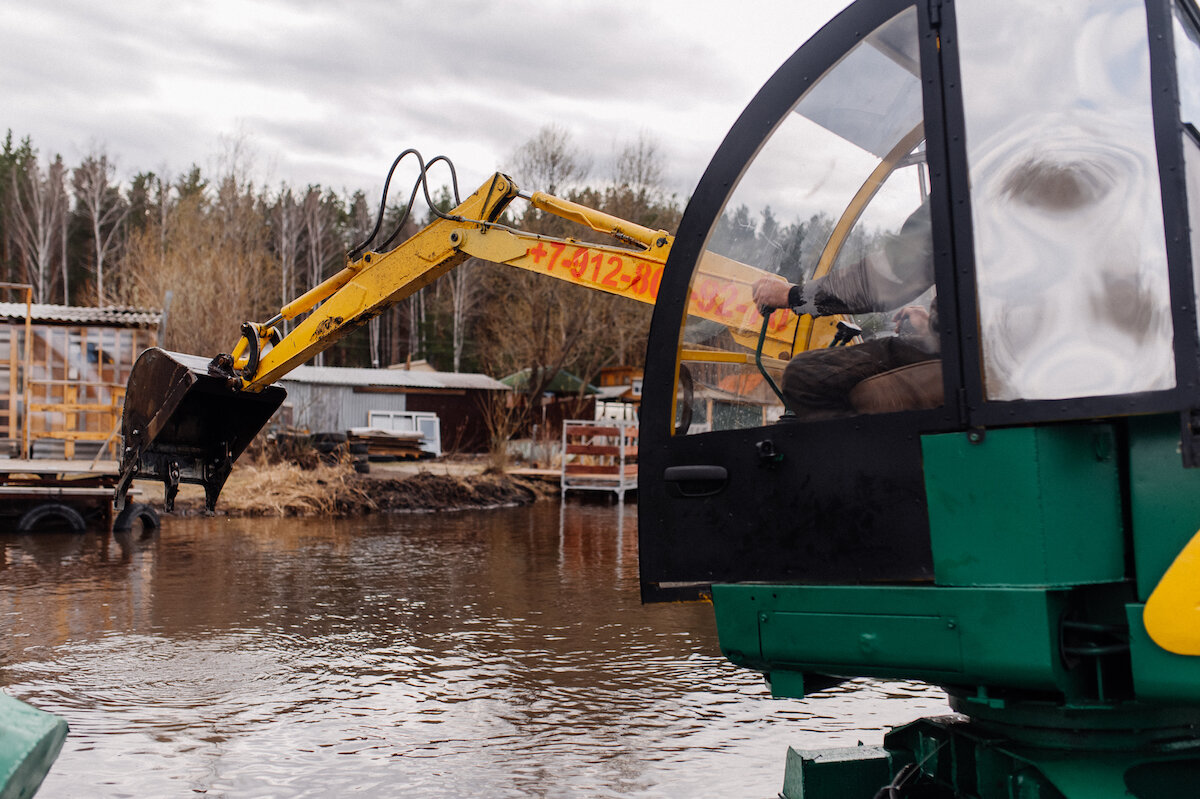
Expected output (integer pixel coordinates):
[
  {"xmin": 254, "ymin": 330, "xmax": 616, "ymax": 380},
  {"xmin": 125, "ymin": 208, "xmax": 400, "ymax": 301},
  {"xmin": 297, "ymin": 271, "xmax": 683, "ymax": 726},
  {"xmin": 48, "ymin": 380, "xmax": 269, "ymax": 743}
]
[
  {"xmin": 112, "ymin": 502, "xmax": 161, "ymax": 534},
  {"xmin": 17, "ymin": 503, "xmax": 87, "ymax": 534}
]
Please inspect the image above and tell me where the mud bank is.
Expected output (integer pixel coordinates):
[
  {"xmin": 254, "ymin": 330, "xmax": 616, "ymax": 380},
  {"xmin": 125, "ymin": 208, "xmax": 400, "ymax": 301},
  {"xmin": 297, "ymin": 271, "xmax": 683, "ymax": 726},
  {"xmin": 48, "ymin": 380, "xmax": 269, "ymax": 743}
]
[{"xmin": 163, "ymin": 462, "xmax": 558, "ymax": 518}]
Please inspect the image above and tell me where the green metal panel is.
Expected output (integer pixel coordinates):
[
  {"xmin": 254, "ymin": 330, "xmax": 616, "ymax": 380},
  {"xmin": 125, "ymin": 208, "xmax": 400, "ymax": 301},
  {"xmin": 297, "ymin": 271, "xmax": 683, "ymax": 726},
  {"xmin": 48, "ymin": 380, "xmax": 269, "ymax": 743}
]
[
  {"xmin": 0, "ymin": 694, "xmax": 67, "ymax": 799},
  {"xmin": 713, "ymin": 584, "xmax": 1069, "ymax": 697},
  {"xmin": 762, "ymin": 612, "xmax": 963, "ymax": 673},
  {"xmin": 1126, "ymin": 415, "xmax": 1200, "ymax": 601},
  {"xmin": 922, "ymin": 425, "xmax": 1123, "ymax": 587},
  {"xmin": 1125, "ymin": 602, "xmax": 1200, "ymax": 703},
  {"xmin": 781, "ymin": 746, "xmax": 892, "ymax": 799}
]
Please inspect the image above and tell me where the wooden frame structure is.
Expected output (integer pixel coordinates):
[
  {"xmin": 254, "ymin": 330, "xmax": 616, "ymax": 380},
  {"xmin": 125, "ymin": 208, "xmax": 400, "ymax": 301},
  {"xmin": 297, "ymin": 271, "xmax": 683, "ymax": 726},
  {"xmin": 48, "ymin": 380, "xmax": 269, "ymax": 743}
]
[
  {"xmin": 0, "ymin": 295, "xmax": 161, "ymax": 460},
  {"xmin": 0, "ymin": 284, "xmax": 32, "ymax": 455}
]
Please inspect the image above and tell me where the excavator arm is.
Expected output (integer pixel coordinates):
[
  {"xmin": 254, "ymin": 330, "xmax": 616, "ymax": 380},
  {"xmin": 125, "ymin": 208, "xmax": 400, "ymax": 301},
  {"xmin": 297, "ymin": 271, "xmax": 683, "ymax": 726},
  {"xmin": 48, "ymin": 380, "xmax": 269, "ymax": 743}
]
[
  {"xmin": 114, "ymin": 169, "xmax": 819, "ymax": 513},
  {"xmin": 233, "ymin": 174, "xmax": 805, "ymax": 393}
]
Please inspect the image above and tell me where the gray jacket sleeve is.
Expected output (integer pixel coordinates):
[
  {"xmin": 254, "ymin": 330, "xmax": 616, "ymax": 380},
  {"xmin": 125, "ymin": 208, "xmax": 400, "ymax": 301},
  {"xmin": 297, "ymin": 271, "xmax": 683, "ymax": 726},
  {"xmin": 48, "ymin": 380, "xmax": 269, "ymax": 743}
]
[{"xmin": 794, "ymin": 201, "xmax": 934, "ymax": 317}]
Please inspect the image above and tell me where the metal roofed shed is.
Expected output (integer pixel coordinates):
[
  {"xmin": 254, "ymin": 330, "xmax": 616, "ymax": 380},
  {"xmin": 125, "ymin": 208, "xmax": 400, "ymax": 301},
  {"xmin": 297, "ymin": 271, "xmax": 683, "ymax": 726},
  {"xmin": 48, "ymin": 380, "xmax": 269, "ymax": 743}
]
[
  {"xmin": 275, "ymin": 365, "xmax": 509, "ymax": 453},
  {"xmin": 0, "ymin": 303, "xmax": 162, "ymax": 328},
  {"xmin": 499, "ymin": 368, "xmax": 599, "ymax": 395},
  {"xmin": 0, "ymin": 299, "xmax": 163, "ymax": 459}
]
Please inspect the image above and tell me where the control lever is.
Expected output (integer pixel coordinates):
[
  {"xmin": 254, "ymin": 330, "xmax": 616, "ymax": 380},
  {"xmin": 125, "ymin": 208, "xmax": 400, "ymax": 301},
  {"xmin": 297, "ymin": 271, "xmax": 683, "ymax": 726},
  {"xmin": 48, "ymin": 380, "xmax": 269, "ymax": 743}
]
[{"xmin": 830, "ymin": 320, "xmax": 862, "ymax": 347}]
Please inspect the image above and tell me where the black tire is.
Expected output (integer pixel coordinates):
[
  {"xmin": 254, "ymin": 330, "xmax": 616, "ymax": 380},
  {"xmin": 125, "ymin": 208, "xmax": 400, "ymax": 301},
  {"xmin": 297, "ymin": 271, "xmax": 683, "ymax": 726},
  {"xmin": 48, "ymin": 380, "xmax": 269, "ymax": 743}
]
[
  {"xmin": 17, "ymin": 503, "xmax": 86, "ymax": 534},
  {"xmin": 312, "ymin": 432, "xmax": 348, "ymax": 456},
  {"xmin": 353, "ymin": 461, "xmax": 371, "ymax": 474},
  {"xmin": 349, "ymin": 442, "xmax": 369, "ymax": 455},
  {"xmin": 113, "ymin": 502, "xmax": 161, "ymax": 534}
]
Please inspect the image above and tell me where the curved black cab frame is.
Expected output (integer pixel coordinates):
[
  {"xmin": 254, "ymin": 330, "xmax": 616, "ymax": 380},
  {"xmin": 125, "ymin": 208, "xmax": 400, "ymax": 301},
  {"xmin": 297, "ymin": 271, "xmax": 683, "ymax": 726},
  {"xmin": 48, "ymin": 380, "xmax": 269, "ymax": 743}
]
[{"xmin": 638, "ymin": 0, "xmax": 1200, "ymax": 602}]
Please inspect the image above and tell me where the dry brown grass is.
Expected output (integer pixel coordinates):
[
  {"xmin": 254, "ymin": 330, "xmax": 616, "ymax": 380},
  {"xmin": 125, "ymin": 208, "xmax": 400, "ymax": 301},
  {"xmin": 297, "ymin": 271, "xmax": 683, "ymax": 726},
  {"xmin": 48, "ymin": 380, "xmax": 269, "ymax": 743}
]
[
  {"xmin": 211, "ymin": 459, "xmax": 374, "ymax": 516},
  {"xmin": 163, "ymin": 451, "xmax": 557, "ymax": 517}
]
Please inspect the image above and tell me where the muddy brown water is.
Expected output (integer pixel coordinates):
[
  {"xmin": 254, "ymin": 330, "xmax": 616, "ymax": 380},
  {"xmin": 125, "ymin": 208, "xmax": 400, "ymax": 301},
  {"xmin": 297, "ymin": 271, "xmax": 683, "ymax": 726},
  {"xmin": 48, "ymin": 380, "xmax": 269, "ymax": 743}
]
[{"xmin": 0, "ymin": 501, "xmax": 949, "ymax": 798}]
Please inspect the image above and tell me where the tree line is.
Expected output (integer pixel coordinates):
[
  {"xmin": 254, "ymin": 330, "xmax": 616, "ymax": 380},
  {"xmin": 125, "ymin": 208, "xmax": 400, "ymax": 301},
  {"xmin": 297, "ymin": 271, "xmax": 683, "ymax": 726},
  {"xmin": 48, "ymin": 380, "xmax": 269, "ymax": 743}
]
[
  {"xmin": 0, "ymin": 125, "xmax": 851, "ymax": 407},
  {"xmin": 0, "ymin": 127, "xmax": 688, "ymax": 380}
]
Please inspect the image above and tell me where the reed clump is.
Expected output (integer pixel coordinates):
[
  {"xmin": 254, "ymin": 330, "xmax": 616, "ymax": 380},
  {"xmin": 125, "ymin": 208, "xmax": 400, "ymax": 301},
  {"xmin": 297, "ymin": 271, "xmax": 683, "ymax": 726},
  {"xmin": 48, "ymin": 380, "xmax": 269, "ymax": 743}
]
[
  {"xmin": 214, "ymin": 459, "xmax": 375, "ymax": 516},
  {"xmin": 167, "ymin": 457, "xmax": 556, "ymax": 517}
]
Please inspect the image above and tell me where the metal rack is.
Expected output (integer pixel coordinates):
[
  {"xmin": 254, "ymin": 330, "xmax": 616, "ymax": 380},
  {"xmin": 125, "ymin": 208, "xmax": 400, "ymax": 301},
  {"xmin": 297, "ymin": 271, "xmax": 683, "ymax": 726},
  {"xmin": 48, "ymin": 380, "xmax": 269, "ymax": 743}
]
[{"xmin": 560, "ymin": 419, "xmax": 637, "ymax": 500}]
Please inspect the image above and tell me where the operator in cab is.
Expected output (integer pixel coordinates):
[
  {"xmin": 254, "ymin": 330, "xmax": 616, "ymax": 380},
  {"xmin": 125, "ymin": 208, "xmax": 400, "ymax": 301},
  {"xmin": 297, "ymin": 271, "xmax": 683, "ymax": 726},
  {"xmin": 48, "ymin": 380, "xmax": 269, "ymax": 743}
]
[{"xmin": 752, "ymin": 199, "xmax": 940, "ymax": 419}]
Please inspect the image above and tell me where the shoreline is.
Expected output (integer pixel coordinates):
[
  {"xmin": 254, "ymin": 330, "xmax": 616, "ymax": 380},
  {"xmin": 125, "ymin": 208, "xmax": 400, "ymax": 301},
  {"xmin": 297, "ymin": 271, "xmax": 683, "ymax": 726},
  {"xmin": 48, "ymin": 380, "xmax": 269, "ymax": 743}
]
[{"xmin": 161, "ymin": 460, "xmax": 561, "ymax": 517}]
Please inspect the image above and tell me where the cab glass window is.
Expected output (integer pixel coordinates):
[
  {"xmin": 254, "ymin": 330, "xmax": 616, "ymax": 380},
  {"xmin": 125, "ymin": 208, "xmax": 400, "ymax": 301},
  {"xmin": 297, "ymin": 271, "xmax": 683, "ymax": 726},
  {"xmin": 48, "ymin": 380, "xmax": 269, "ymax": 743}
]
[
  {"xmin": 675, "ymin": 6, "xmax": 940, "ymax": 434},
  {"xmin": 956, "ymin": 0, "xmax": 1174, "ymax": 401},
  {"xmin": 1175, "ymin": 2, "xmax": 1200, "ymax": 126},
  {"xmin": 1176, "ymin": 2, "xmax": 1200, "ymax": 330}
]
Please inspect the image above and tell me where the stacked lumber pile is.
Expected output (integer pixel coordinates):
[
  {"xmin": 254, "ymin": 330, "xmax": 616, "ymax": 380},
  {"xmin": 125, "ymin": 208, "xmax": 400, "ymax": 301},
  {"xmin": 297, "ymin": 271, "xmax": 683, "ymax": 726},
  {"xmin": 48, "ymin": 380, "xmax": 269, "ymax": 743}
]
[{"xmin": 348, "ymin": 427, "xmax": 428, "ymax": 461}]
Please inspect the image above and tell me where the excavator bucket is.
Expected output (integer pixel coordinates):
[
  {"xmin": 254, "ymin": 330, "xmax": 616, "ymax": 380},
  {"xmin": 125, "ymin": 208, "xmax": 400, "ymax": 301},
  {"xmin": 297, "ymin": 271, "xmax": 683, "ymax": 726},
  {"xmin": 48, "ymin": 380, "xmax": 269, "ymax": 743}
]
[{"xmin": 114, "ymin": 348, "xmax": 285, "ymax": 513}]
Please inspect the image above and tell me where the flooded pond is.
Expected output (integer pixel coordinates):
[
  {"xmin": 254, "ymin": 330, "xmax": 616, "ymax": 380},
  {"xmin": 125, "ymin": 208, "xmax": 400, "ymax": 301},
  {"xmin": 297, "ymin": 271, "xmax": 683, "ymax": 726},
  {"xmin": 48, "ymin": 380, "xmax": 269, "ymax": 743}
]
[{"xmin": 0, "ymin": 500, "xmax": 949, "ymax": 797}]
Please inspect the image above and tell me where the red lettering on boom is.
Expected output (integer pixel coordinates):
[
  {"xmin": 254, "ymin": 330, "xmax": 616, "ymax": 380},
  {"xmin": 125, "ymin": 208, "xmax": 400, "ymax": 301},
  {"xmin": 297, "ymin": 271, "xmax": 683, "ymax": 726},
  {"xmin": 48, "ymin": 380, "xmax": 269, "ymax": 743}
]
[
  {"xmin": 546, "ymin": 242, "xmax": 565, "ymax": 272},
  {"xmin": 569, "ymin": 247, "xmax": 588, "ymax": 278},
  {"xmin": 602, "ymin": 256, "xmax": 624, "ymax": 288}
]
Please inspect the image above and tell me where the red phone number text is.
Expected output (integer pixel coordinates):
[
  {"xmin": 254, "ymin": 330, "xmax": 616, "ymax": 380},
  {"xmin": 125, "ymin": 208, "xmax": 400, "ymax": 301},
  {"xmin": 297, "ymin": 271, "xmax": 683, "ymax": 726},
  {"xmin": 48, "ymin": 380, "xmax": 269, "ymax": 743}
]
[{"xmin": 527, "ymin": 242, "xmax": 663, "ymax": 299}]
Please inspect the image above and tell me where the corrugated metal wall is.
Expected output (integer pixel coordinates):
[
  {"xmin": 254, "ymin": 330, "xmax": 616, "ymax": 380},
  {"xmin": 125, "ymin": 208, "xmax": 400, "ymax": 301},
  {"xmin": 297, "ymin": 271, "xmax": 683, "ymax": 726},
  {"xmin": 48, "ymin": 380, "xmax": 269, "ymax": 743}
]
[{"xmin": 279, "ymin": 382, "xmax": 407, "ymax": 433}]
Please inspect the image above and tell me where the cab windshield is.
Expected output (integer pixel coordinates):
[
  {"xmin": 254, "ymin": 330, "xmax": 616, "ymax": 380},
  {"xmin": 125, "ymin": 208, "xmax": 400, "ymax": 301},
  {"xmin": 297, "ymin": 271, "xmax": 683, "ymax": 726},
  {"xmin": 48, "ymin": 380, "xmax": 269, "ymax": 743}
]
[{"xmin": 674, "ymin": 6, "xmax": 937, "ymax": 433}]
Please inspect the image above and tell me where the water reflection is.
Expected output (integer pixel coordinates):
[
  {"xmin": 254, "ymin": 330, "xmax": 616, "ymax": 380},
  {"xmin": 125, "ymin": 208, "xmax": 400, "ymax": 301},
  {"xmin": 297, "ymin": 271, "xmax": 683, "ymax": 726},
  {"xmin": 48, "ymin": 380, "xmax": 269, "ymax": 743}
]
[{"xmin": 0, "ymin": 502, "xmax": 948, "ymax": 798}]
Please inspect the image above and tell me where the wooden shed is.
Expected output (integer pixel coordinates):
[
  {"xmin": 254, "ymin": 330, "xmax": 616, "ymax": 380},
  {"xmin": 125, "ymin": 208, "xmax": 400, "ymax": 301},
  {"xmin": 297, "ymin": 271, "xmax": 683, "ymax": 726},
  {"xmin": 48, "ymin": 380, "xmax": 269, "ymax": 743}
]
[
  {"xmin": 276, "ymin": 364, "xmax": 511, "ymax": 453},
  {"xmin": 0, "ymin": 300, "xmax": 162, "ymax": 459}
]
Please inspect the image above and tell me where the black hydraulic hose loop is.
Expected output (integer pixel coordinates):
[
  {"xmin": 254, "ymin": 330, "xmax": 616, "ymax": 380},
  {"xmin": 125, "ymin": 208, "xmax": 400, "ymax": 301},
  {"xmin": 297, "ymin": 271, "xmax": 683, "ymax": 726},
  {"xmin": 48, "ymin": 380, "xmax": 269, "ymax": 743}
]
[
  {"xmin": 350, "ymin": 150, "xmax": 467, "ymax": 260},
  {"xmin": 239, "ymin": 322, "xmax": 261, "ymax": 381},
  {"xmin": 349, "ymin": 148, "xmax": 421, "ymax": 261},
  {"xmin": 377, "ymin": 176, "xmax": 428, "ymax": 253},
  {"xmin": 415, "ymin": 156, "xmax": 465, "ymax": 223},
  {"xmin": 379, "ymin": 153, "xmax": 465, "ymax": 251},
  {"xmin": 426, "ymin": 154, "xmax": 462, "ymax": 206}
]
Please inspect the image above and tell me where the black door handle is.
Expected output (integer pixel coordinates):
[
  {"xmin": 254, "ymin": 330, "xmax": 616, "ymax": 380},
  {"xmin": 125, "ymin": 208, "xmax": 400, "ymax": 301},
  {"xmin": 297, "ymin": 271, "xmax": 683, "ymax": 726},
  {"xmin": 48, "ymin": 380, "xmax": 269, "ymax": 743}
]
[{"xmin": 663, "ymin": 465, "xmax": 728, "ymax": 497}]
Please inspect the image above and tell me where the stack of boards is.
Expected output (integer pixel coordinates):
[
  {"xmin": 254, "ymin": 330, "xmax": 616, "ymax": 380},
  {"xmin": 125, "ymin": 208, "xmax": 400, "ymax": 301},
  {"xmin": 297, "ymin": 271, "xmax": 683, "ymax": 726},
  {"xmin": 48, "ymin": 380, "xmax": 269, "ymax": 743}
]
[{"xmin": 347, "ymin": 427, "xmax": 428, "ymax": 461}]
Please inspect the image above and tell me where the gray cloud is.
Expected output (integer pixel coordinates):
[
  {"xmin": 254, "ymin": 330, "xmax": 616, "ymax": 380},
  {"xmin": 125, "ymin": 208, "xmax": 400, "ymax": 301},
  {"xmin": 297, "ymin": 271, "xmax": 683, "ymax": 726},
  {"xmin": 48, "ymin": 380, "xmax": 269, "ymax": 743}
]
[{"xmin": 3, "ymin": 0, "xmax": 848, "ymax": 201}]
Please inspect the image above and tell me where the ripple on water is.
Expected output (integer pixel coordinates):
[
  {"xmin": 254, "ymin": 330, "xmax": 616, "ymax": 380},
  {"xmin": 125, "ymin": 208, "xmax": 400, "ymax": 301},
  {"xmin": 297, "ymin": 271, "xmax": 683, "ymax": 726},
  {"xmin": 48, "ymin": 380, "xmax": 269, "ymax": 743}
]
[{"xmin": 2, "ymin": 504, "xmax": 950, "ymax": 798}]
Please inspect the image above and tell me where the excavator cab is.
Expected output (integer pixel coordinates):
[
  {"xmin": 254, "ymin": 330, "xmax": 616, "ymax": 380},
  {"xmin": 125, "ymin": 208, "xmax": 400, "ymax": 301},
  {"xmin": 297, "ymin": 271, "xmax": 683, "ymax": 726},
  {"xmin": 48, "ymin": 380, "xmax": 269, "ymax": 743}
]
[
  {"xmin": 641, "ymin": 1, "xmax": 959, "ymax": 598},
  {"xmin": 640, "ymin": 0, "xmax": 1200, "ymax": 794}
]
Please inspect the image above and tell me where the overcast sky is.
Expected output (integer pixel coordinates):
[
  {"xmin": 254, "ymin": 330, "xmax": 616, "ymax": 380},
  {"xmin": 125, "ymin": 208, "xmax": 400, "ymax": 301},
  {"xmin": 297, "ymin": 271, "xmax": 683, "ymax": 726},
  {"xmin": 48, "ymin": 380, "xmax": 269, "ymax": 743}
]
[{"xmin": 3, "ymin": 0, "xmax": 850, "ymax": 202}]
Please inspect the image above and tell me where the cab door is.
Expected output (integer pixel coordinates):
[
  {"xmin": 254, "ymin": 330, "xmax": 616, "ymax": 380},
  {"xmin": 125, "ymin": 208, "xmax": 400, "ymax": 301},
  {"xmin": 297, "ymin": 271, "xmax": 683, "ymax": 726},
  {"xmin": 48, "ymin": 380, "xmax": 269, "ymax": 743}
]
[{"xmin": 638, "ymin": 0, "xmax": 963, "ymax": 602}]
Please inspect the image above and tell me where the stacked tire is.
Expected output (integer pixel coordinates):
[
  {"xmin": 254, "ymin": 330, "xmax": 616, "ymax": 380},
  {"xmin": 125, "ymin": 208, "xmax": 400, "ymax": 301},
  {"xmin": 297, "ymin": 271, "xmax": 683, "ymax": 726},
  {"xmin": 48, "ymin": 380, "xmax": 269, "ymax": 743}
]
[
  {"xmin": 311, "ymin": 432, "xmax": 348, "ymax": 463},
  {"xmin": 312, "ymin": 432, "xmax": 369, "ymax": 473},
  {"xmin": 350, "ymin": 441, "xmax": 370, "ymax": 474}
]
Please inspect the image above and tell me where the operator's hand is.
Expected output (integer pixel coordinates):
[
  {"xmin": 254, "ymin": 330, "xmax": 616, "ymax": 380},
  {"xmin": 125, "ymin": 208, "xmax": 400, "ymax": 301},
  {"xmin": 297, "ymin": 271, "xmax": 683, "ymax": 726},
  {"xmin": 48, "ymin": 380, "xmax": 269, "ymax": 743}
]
[
  {"xmin": 752, "ymin": 277, "xmax": 793, "ymax": 315},
  {"xmin": 893, "ymin": 305, "xmax": 931, "ymax": 337}
]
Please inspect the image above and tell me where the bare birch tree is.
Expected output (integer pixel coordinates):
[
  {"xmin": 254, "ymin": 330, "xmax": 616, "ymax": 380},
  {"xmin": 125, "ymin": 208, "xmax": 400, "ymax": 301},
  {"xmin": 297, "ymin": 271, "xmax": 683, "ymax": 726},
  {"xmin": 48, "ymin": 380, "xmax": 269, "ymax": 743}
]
[
  {"xmin": 73, "ymin": 151, "xmax": 129, "ymax": 306},
  {"xmin": 268, "ymin": 186, "xmax": 303, "ymax": 333},
  {"xmin": 449, "ymin": 257, "xmax": 482, "ymax": 372},
  {"xmin": 300, "ymin": 186, "xmax": 340, "ymax": 366},
  {"xmin": 508, "ymin": 124, "xmax": 591, "ymax": 195},
  {"xmin": 9, "ymin": 153, "xmax": 68, "ymax": 302}
]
